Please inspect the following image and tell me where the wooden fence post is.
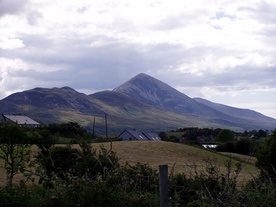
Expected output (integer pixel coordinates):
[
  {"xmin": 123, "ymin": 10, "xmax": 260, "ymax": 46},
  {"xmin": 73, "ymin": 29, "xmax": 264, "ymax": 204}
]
[{"xmin": 159, "ymin": 164, "xmax": 169, "ymax": 207}]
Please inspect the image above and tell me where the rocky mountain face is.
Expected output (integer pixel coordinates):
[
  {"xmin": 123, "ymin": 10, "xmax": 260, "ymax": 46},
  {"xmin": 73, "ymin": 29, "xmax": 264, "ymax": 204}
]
[
  {"xmin": 114, "ymin": 73, "xmax": 230, "ymax": 117},
  {"xmin": 1, "ymin": 73, "xmax": 275, "ymax": 134}
]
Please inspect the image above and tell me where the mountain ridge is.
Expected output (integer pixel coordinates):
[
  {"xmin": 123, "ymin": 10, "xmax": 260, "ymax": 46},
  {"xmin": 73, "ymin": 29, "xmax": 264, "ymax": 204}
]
[
  {"xmin": 1, "ymin": 73, "xmax": 275, "ymax": 133},
  {"xmin": 114, "ymin": 73, "xmax": 234, "ymax": 117}
]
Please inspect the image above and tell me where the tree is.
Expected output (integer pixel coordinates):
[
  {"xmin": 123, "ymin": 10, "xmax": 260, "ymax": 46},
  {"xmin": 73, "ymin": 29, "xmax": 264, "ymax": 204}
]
[
  {"xmin": 216, "ymin": 129, "xmax": 234, "ymax": 142},
  {"xmin": 34, "ymin": 139, "xmax": 120, "ymax": 185},
  {"xmin": 32, "ymin": 128, "xmax": 57, "ymax": 185},
  {"xmin": 256, "ymin": 130, "xmax": 276, "ymax": 180},
  {"xmin": 47, "ymin": 122, "xmax": 90, "ymax": 138},
  {"xmin": 0, "ymin": 123, "xmax": 32, "ymax": 187},
  {"xmin": 158, "ymin": 132, "xmax": 168, "ymax": 141}
]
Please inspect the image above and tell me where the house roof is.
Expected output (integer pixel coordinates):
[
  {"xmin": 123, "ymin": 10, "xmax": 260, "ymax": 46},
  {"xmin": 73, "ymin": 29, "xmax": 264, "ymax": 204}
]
[
  {"xmin": 3, "ymin": 114, "xmax": 40, "ymax": 125},
  {"xmin": 142, "ymin": 132, "xmax": 161, "ymax": 141},
  {"xmin": 122, "ymin": 129, "xmax": 148, "ymax": 140},
  {"xmin": 118, "ymin": 129, "xmax": 161, "ymax": 141}
]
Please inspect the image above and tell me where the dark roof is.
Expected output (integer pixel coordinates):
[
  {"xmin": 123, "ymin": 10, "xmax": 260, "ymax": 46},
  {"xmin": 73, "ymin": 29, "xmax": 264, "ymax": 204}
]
[
  {"xmin": 122, "ymin": 129, "xmax": 148, "ymax": 140},
  {"xmin": 142, "ymin": 132, "xmax": 161, "ymax": 141},
  {"xmin": 118, "ymin": 129, "xmax": 161, "ymax": 141}
]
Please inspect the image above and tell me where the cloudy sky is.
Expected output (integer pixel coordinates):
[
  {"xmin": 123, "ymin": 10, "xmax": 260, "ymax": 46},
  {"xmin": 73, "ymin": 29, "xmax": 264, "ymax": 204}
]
[{"xmin": 0, "ymin": 0, "xmax": 275, "ymax": 118}]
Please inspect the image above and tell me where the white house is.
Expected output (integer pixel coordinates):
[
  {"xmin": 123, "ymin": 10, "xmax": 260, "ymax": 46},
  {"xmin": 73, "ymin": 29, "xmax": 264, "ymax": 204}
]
[{"xmin": 2, "ymin": 114, "xmax": 40, "ymax": 128}]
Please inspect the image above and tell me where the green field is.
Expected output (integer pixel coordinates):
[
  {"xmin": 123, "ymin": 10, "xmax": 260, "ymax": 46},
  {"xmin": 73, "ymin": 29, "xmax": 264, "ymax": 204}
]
[{"xmin": 0, "ymin": 141, "xmax": 259, "ymax": 186}]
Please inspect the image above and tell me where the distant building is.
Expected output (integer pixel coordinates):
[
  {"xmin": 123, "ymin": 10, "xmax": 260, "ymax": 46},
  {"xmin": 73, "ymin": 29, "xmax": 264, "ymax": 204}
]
[
  {"xmin": 142, "ymin": 131, "xmax": 161, "ymax": 141},
  {"xmin": 118, "ymin": 129, "xmax": 161, "ymax": 141},
  {"xmin": 2, "ymin": 114, "xmax": 40, "ymax": 128}
]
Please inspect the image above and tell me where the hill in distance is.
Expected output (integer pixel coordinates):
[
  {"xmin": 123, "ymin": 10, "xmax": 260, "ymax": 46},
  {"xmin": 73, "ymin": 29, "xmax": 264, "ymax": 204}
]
[{"xmin": 0, "ymin": 73, "xmax": 275, "ymax": 134}]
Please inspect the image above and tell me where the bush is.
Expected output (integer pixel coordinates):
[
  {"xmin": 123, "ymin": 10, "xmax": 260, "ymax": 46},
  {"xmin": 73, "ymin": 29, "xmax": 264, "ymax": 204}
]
[
  {"xmin": 216, "ymin": 129, "xmax": 234, "ymax": 142},
  {"xmin": 256, "ymin": 130, "xmax": 276, "ymax": 181}
]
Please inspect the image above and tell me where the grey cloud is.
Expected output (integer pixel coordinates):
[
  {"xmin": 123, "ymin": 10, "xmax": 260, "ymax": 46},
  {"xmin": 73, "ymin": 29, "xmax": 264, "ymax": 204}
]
[
  {"xmin": 5, "ymin": 34, "xmax": 189, "ymax": 91},
  {"xmin": 77, "ymin": 6, "xmax": 89, "ymax": 14},
  {"xmin": 27, "ymin": 10, "xmax": 43, "ymax": 25},
  {"xmin": 152, "ymin": 14, "xmax": 192, "ymax": 30},
  {"xmin": 3, "ymin": 32, "xmax": 275, "ymax": 97},
  {"xmin": 254, "ymin": 1, "xmax": 276, "ymax": 24},
  {"xmin": 238, "ymin": 1, "xmax": 276, "ymax": 24},
  {"xmin": 169, "ymin": 65, "xmax": 276, "ymax": 92},
  {"xmin": 0, "ymin": 0, "xmax": 28, "ymax": 17}
]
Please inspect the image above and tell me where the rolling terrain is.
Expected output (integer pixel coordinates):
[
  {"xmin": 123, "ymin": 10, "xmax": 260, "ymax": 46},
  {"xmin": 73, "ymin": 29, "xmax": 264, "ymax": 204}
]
[
  {"xmin": 0, "ymin": 141, "xmax": 259, "ymax": 186},
  {"xmin": 0, "ymin": 73, "xmax": 275, "ymax": 134}
]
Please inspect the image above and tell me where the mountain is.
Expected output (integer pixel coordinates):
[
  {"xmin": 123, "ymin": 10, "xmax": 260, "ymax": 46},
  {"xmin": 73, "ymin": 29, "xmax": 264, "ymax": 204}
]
[
  {"xmin": 0, "ymin": 86, "xmax": 104, "ymax": 122},
  {"xmin": 193, "ymin": 97, "xmax": 276, "ymax": 129},
  {"xmin": 1, "ymin": 73, "xmax": 275, "ymax": 134},
  {"xmin": 114, "ymin": 73, "xmax": 232, "ymax": 117},
  {"xmin": 114, "ymin": 73, "xmax": 276, "ymax": 130}
]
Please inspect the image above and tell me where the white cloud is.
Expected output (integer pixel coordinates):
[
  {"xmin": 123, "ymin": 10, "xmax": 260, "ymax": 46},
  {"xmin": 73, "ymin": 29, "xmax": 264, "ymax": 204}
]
[
  {"xmin": 0, "ymin": 0, "xmax": 275, "ymax": 118},
  {"xmin": 0, "ymin": 36, "xmax": 25, "ymax": 49}
]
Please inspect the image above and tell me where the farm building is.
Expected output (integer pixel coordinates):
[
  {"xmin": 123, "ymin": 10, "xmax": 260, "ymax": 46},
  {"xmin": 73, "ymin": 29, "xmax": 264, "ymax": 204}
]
[
  {"xmin": 2, "ymin": 114, "xmax": 40, "ymax": 128},
  {"xmin": 118, "ymin": 129, "xmax": 161, "ymax": 141}
]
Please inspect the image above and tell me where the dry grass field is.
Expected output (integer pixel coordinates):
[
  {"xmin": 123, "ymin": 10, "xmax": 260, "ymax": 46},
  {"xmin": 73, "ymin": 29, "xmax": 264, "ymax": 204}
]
[
  {"xmin": 0, "ymin": 141, "xmax": 259, "ymax": 187},
  {"xmin": 219, "ymin": 152, "xmax": 257, "ymax": 165},
  {"xmin": 91, "ymin": 141, "xmax": 259, "ymax": 189}
]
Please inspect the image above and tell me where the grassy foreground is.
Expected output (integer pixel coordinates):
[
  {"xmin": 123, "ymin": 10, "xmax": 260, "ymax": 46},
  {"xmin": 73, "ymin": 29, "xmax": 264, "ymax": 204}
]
[
  {"xmin": 0, "ymin": 141, "xmax": 259, "ymax": 186},
  {"xmin": 90, "ymin": 141, "xmax": 258, "ymax": 185}
]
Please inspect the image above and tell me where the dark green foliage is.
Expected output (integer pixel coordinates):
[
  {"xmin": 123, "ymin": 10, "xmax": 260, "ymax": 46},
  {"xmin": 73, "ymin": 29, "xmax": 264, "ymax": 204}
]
[
  {"xmin": 169, "ymin": 160, "xmax": 275, "ymax": 207},
  {"xmin": 216, "ymin": 141, "xmax": 236, "ymax": 152},
  {"xmin": 216, "ymin": 138, "xmax": 257, "ymax": 156},
  {"xmin": 176, "ymin": 127, "xmax": 221, "ymax": 138},
  {"xmin": 216, "ymin": 129, "xmax": 235, "ymax": 142},
  {"xmin": 47, "ymin": 122, "xmax": 91, "ymax": 139},
  {"xmin": 0, "ymin": 122, "xmax": 30, "ymax": 144},
  {"xmin": 236, "ymin": 138, "xmax": 255, "ymax": 155},
  {"xmin": 34, "ymin": 140, "xmax": 120, "ymax": 186},
  {"xmin": 0, "ymin": 153, "xmax": 276, "ymax": 207},
  {"xmin": 168, "ymin": 135, "xmax": 179, "ymax": 142},
  {"xmin": 256, "ymin": 130, "xmax": 276, "ymax": 181},
  {"xmin": 158, "ymin": 132, "xmax": 168, "ymax": 140},
  {"xmin": 118, "ymin": 162, "xmax": 159, "ymax": 193},
  {"xmin": 243, "ymin": 129, "xmax": 269, "ymax": 139},
  {"xmin": 241, "ymin": 176, "xmax": 276, "ymax": 207},
  {"xmin": 184, "ymin": 130, "xmax": 198, "ymax": 142},
  {"xmin": 0, "ymin": 123, "xmax": 32, "ymax": 187},
  {"xmin": 159, "ymin": 132, "xmax": 179, "ymax": 142}
]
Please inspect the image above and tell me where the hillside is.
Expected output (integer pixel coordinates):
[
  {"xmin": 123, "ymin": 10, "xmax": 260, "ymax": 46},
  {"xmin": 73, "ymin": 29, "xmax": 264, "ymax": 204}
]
[
  {"xmin": 91, "ymin": 141, "xmax": 258, "ymax": 184},
  {"xmin": 113, "ymin": 73, "xmax": 276, "ymax": 130},
  {"xmin": 194, "ymin": 98, "xmax": 276, "ymax": 129},
  {"xmin": 0, "ymin": 141, "xmax": 259, "ymax": 186},
  {"xmin": 0, "ymin": 73, "xmax": 275, "ymax": 133}
]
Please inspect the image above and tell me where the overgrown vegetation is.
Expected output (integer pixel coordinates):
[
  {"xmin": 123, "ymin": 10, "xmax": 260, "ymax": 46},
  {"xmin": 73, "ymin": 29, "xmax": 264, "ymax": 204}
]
[
  {"xmin": 256, "ymin": 130, "xmax": 276, "ymax": 181},
  {"xmin": 0, "ymin": 123, "xmax": 275, "ymax": 206}
]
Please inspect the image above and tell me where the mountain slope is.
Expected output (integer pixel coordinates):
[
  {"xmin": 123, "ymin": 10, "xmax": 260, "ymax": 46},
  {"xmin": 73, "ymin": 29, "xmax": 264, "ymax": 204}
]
[
  {"xmin": 0, "ymin": 74, "xmax": 275, "ymax": 133},
  {"xmin": 0, "ymin": 87, "xmax": 105, "ymax": 124},
  {"xmin": 0, "ymin": 87, "xmax": 203, "ymax": 133},
  {"xmin": 3, "ymin": 86, "xmax": 100, "ymax": 113},
  {"xmin": 113, "ymin": 73, "xmax": 225, "ymax": 117},
  {"xmin": 113, "ymin": 73, "xmax": 276, "ymax": 130},
  {"xmin": 89, "ymin": 90, "xmax": 208, "ymax": 132},
  {"xmin": 194, "ymin": 98, "xmax": 276, "ymax": 129}
]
